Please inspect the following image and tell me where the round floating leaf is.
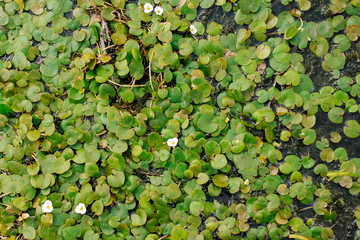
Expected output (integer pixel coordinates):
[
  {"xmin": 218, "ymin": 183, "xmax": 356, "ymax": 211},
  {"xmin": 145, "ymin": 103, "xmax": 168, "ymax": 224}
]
[
  {"xmin": 346, "ymin": 24, "xmax": 360, "ymax": 41},
  {"xmin": 330, "ymin": 132, "xmax": 342, "ymax": 143},
  {"xmin": 289, "ymin": 182, "xmax": 307, "ymax": 200},
  {"xmin": 85, "ymin": 162, "xmax": 100, "ymax": 177},
  {"xmin": 207, "ymin": 22, "xmax": 223, "ymax": 36},
  {"xmin": 131, "ymin": 209, "xmax": 147, "ymax": 226},
  {"xmin": 158, "ymin": 30, "xmax": 173, "ymax": 42},
  {"xmin": 256, "ymin": 44, "xmax": 271, "ymax": 59},
  {"xmin": 23, "ymin": 226, "xmax": 36, "ymax": 239},
  {"xmin": 102, "ymin": 7, "xmax": 115, "ymax": 21},
  {"xmin": 334, "ymin": 148, "xmax": 347, "ymax": 162},
  {"xmin": 27, "ymin": 130, "xmax": 40, "ymax": 142},
  {"xmin": 310, "ymin": 37, "xmax": 329, "ymax": 57},
  {"xmin": 112, "ymin": 32, "xmax": 127, "ymax": 45},
  {"xmin": 12, "ymin": 52, "xmax": 28, "ymax": 70},
  {"xmin": 324, "ymin": 51, "xmax": 345, "ymax": 70},
  {"xmin": 166, "ymin": 184, "xmax": 181, "ymax": 199},
  {"xmin": 280, "ymin": 131, "xmax": 291, "ymax": 142},
  {"xmin": 0, "ymin": 69, "xmax": 10, "ymax": 82},
  {"xmin": 73, "ymin": 30, "xmax": 86, "ymax": 42},
  {"xmin": 318, "ymin": 21, "xmax": 334, "ymax": 38},
  {"xmin": 99, "ymin": 84, "xmax": 116, "ymax": 100},
  {"xmin": 300, "ymin": 128, "xmax": 316, "ymax": 145},
  {"xmin": 344, "ymin": 120, "xmax": 360, "ymax": 138},
  {"xmin": 53, "ymin": 158, "xmax": 70, "ymax": 174},
  {"xmin": 320, "ymin": 148, "xmax": 334, "ymax": 162},
  {"xmin": 302, "ymin": 156, "xmax": 315, "ymax": 169},
  {"xmin": 40, "ymin": 64, "xmax": 59, "ymax": 77},
  {"xmin": 212, "ymin": 174, "xmax": 228, "ymax": 188},
  {"xmin": 301, "ymin": 115, "xmax": 316, "ymax": 128},
  {"xmin": 171, "ymin": 226, "xmax": 188, "ymax": 240},
  {"xmin": 211, "ymin": 154, "xmax": 227, "ymax": 169},
  {"xmin": 91, "ymin": 200, "xmax": 104, "ymax": 215},
  {"xmin": 328, "ymin": 107, "xmax": 344, "ymax": 124},
  {"xmin": 107, "ymin": 170, "xmax": 125, "ymax": 187},
  {"xmin": 179, "ymin": 43, "xmax": 193, "ymax": 56},
  {"xmin": 0, "ymin": 11, "xmax": 9, "ymax": 26},
  {"xmin": 197, "ymin": 173, "xmax": 209, "ymax": 185},
  {"xmin": 334, "ymin": 34, "xmax": 351, "ymax": 51},
  {"xmin": 337, "ymin": 76, "xmax": 353, "ymax": 92},
  {"xmin": 197, "ymin": 113, "xmax": 218, "ymax": 133},
  {"xmin": 228, "ymin": 177, "xmax": 241, "ymax": 194},
  {"xmin": 189, "ymin": 201, "xmax": 204, "ymax": 216},
  {"xmin": 321, "ymin": 227, "xmax": 334, "ymax": 240},
  {"xmin": 284, "ymin": 24, "xmax": 298, "ymax": 40},
  {"xmin": 314, "ymin": 164, "xmax": 328, "ymax": 177},
  {"xmin": 236, "ymin": 49, "xmax": 251, "ymax": 66},
  {"xmin": 200, "ymin": 0, "xmax": 215, "ymax": 9},
  {"xmin": 239, "ymin": 0, "xmax": 260, "ymax": 14}
]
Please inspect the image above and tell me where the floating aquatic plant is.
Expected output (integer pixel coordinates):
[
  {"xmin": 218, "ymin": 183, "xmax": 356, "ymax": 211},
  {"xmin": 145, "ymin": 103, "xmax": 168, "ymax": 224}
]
[{"xmin": 0, "ymin": 0, "xmax": 359, "ymax": 239}]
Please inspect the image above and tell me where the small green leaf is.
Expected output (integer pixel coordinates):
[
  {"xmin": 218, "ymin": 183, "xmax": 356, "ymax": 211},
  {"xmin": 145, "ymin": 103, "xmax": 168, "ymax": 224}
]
[
  {"xmin": 131, "ymin": 209, "xmax": 147, "ymax": 226},
  {"xmin": 166, "ymin": 184, "xmax": 181, "ymax": 199}
]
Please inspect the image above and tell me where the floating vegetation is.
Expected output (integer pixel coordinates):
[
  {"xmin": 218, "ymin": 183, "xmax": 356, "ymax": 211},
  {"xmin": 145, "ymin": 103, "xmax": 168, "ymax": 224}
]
[{"xmin": 0, "ymin": 0, "xmax": 360, "ymax": 239}]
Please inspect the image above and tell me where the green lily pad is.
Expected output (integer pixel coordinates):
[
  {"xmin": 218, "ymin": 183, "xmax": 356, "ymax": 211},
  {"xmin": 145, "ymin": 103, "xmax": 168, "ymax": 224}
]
[
  {"xmin": 300, "ymin": 128, "xmax": 316, "ymax": 145},
  {"xmin": 344, "ymin": 120, "xmax": 360, "ymax": 138},
  {"xmin": 197, "ymin": 113, "xmax": 218, "ymax": 133},
  {"xmin": 131, "ymin": 209, "xmax": 147, "ymax": 226},
  {"xmin": 211, "ymin": 154, "xmax": 227, "ymax": 170},
  {"xmin": 166, "ymin": 184, "xmax": 182, "ymax": 199},
  {"xmin": 328, "ymin": 107, "xmax": 344, "ymax": 124},
  {"xmin": 212, "ymin": 174, "xmax": 229, "ymax": 188}
]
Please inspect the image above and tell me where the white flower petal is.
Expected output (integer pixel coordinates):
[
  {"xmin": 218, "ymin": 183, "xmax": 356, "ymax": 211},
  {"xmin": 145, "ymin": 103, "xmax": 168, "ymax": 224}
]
[
  {"xmin": 167, "ymin": 137, "xmax": 178, "ymax": 147},
  {"xmin": 167, "ymin": 139, "xmax": 174, "ymax": 147},
  {"xmin": 42, "ymin": 200, "xmax": 53, "ymax": 213},
  {"xmin": 154, "ymin": 6, "xmax": 163, "ymax": 15},
  {"xmin": 190, "ymin": 24, "xmax": 197, "ymax": 34},
  {"xmin": 144, "ymin": 3, "xmax": 153, "ymax": 13},
  {"xmin": 75, "ymin": 203, "xmax": 86, "ymax": 214}
]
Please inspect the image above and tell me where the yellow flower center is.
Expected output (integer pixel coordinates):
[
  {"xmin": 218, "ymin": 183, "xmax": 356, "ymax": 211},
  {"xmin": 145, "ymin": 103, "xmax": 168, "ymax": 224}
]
[
  {"xmin": 172, "ymin": 141, "xmax": 175, "ymax": 145},
  {"xmin": 47, "ymin": 206, "xmax": 50, "ymax": 209},
  {"xmin": 80, "ymin": 207, "xmax": 84, "ymax": 210},
  {"xmin": 147, "ymin": 7, "xmax": 150, "ymax": 10}
]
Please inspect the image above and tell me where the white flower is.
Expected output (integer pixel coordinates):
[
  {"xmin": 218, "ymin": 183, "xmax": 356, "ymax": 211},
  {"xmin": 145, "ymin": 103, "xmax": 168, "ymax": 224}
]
[
  {"xmin": 144, "ymin": 3, "xmax": 153, "ymax": 13},
  {"xmin": 42, "ymin": 200, "xmax": 53, "ymax": 213},
  {"xmin": 75, "ymin": 203, "xmax": 86, "ymax": 215},
  {"xmin": 167, "ymin": 137, "xmax": 178, "ymax": 147},
  {"xmin": 190, "ymin": 24, "xmax": 197, "ymax": 34},
  {"xmin": 18, "ymin": 213, "xmax": 30, "ymax": 221},
  {"xmin": 154, "ymin": 6, "xmax": 163, "ymax": 15},
  {"xmin": 244, "ymin": 179, "xmax": 250, "ymax": 186},
  {"xmin": 225, "ymin": 118, "xmax": 230, "ymax": 123}
]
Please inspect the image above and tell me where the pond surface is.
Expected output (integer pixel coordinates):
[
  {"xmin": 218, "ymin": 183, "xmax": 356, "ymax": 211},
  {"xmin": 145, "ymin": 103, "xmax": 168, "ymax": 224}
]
[{"xmin": 196, "ymin": 0, "xmax": 360, "ymax": 238}]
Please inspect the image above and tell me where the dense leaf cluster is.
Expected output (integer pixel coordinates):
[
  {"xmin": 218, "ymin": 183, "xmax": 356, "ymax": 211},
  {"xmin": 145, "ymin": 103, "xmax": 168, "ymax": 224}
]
[{"xmin": 0, "ymin": 0, "xmax": 360, "ymax": 239}]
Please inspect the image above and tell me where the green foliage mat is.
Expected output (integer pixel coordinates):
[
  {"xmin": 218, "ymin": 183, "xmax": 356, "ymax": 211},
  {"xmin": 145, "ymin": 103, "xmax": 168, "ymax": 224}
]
[{"xmin": 0, "ymin": 0, "xmax": 360, "ymax": 239}]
